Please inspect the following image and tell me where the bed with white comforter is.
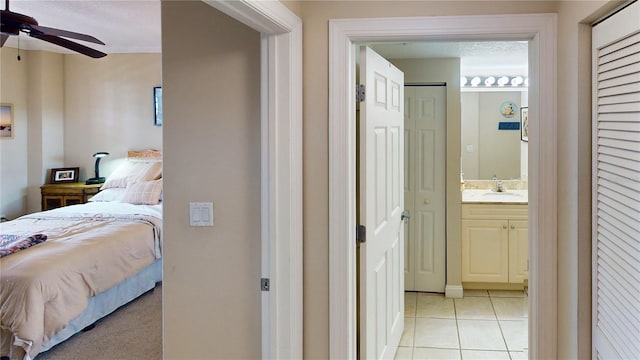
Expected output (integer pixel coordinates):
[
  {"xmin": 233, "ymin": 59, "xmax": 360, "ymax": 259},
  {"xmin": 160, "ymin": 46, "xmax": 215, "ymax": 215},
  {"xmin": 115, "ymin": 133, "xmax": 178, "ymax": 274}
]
[{"xmin": 0, "ymin": 201, "xmax": 162, "ymax": 359}]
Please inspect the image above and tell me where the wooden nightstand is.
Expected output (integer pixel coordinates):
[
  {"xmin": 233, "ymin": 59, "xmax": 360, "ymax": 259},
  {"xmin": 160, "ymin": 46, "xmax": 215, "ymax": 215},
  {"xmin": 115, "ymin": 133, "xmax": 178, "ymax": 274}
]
[{"xmin": 41, "ymin": 183, "xmax": 102, "ymax": 211}]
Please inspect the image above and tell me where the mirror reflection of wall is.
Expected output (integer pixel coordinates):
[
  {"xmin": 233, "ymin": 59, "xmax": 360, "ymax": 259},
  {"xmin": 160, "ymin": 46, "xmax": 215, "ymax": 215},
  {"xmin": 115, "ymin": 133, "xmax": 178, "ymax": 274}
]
[{"xmin": 461, "ymin": 90, "xmax": 528, "ymax": 180}]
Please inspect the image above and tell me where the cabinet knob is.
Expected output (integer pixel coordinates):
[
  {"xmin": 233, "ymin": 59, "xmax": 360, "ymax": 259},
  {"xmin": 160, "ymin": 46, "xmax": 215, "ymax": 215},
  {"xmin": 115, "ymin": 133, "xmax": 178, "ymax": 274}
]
[
  {"xmin": 424, "ymin": 199, "xmax": 430, "ymax": 205},
  {"xmin": 511, "ymin": 225, "xmax": 516, "ymax": 230},
  {"xmin": 503, "ymin": 224, "xmax": 508, "ymax": 229}
]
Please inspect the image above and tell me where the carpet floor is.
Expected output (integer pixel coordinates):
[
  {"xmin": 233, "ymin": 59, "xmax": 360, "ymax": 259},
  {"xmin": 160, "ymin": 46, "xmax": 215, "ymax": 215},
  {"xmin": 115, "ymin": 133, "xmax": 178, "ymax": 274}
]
[{"xmin": 35, "ymin": 284, "xmax": 162, "ymax": 360}]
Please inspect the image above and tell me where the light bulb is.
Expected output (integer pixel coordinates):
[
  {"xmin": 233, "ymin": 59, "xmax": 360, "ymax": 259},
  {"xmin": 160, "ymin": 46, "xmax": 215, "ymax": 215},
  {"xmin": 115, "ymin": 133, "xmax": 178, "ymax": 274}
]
[
  {"xmin": 511, "ymin": 76, "xmax": 524, "ymax": 86},
  {"xmin": 497, "ymin": 76, "xmax": 509, "ymax": 87},
  {"xmin": 470, "ymin": 76, "xmax": 481, "ymax": 87},
  {"xmin": 484, "ymin": 76, "xmax": 496, "ymax": 87},
  {"xmin": 460, "ymin": 76, "xmax": 468, "ymax": 87}
]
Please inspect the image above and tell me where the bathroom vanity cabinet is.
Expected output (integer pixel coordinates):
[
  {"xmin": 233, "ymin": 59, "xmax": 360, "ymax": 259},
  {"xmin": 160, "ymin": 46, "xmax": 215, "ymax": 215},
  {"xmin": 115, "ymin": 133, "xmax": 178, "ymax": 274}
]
[{"xmin": 461, "ymin": 204, "xmax": 528, "ymax": 284}]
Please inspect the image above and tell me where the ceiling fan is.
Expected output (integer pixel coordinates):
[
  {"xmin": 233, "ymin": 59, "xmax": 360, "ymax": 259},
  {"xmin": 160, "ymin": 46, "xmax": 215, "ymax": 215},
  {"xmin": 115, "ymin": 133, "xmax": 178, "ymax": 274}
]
[{"xmin": 0, "ymin": 0, "xmax": 106, "ymax": 58}]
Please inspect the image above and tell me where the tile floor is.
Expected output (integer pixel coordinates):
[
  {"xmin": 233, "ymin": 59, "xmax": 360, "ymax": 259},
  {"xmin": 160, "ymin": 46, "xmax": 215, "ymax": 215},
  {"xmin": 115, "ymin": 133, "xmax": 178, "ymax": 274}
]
[{"xmin": 396, "ymin": 289, "xmax": 528, "ymax": 360}]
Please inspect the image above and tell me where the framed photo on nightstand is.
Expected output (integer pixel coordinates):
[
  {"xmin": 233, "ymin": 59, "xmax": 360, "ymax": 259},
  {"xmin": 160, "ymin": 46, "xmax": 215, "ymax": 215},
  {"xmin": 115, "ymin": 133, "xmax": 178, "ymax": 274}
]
[{"xmin": 50, "ymin": 167, "xmax": 80, "ymax": 183}]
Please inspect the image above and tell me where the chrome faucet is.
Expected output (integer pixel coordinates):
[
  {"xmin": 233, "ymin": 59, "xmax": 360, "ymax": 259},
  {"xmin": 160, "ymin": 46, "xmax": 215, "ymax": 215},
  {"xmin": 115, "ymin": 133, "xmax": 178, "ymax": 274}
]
[{"xmin": 495, "ymin": 179, "xmax": 506, "ymax": 192}]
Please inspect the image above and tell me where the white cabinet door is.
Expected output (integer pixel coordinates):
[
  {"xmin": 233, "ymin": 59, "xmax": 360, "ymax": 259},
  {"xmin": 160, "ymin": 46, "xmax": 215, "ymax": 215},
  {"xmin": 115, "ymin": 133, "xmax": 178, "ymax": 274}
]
[
  {"xmin": 461, "ymin": 219, "xmax": 509, "ymax": 283},
  {"xmin": 404, "ymin": 86, "xmax": 447, "ymax": 293},
  {"xmin": 508, "ymin": 220, "xmax": 529, "ymax": 283},
  {"xmin": 359, "ymin": 46, "xmax": 405, "ymax": 360}
]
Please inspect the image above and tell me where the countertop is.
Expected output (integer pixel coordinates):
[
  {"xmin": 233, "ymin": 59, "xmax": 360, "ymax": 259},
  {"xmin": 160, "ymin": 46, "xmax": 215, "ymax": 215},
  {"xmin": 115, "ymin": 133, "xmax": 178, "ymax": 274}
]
[{"xmin": 462, "ymin": 189, "xmax": 528, "ymax": 204}]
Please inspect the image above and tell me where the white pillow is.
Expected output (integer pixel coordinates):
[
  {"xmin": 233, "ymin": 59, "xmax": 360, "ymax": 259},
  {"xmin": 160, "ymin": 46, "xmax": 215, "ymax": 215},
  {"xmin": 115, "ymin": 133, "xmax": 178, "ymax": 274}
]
[
  {"xmin": 88, "ymin": 188, "xmax": 127, "ymax": 202},
  {"xmin": 121, "ymin": 179, "xmax": 163, "ymax": 205},
  {"xmin": 101, "ymin": 161, "xmax": 162, "ymax": 190}
]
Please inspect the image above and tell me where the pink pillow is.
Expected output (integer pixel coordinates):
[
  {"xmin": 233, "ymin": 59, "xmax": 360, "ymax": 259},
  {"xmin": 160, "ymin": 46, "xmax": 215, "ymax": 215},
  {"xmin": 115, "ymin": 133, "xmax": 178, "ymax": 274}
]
[{"xmin": 121, "ymin": 179, "xmax": 163, "ymax": 205}]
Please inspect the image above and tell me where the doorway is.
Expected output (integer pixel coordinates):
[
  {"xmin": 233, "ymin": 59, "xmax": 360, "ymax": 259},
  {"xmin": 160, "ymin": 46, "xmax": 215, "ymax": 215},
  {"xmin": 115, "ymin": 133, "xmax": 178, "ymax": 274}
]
[{"xmin": 329, "ymin": 13, "xmax": 557, "ymax": 359}]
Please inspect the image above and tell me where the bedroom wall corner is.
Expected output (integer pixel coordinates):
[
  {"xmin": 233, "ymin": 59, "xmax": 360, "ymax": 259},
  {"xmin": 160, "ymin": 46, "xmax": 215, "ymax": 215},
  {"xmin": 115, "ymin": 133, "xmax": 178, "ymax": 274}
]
[
  {"xmin": 26, "ymin": 50, "xmax": 65, "ymax": 214},
  {"xmin": 0, "ymin": 48, "xmax": 29, "ymax": 219}
]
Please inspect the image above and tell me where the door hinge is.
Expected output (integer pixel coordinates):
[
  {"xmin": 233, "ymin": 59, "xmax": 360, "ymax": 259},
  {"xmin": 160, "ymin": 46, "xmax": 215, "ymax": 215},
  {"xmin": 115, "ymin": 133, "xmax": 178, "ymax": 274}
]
[
  {"xmin": 261, "ymin": 278, "xmax": 270, "ymax": 292},
  {"xmin": 356, "ymin": 84, "xmax": 366, "ymax": 102},
  {"xmin": 356, "ymin": 225, "xmax": 366, "ymax": 243}
]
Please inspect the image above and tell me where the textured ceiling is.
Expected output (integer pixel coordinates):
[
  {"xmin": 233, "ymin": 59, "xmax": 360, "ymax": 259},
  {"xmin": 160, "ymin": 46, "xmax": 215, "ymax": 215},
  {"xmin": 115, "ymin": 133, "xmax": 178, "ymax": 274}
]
[
  {"xmin": 3, "ymin": 0, "xmax": 161, "ymax": 54},
  {"xmin": 371, "ymin": 41, "xmax": 529, "ymax": 76},
  {"xmin": 2, "ymin": 1, "xmax": 527, "ymax": 75}
]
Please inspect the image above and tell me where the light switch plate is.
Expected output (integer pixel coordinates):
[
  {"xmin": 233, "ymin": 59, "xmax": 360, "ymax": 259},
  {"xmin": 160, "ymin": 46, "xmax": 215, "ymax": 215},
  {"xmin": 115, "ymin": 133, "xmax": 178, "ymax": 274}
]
[{"xmin": 189, "ymin": 202, "xmax": 214, "ymax": 227}]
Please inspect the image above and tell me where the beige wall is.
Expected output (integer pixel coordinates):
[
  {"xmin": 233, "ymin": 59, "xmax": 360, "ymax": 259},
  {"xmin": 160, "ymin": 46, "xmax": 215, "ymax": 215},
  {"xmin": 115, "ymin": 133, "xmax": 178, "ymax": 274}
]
[
  {"xmin": 0, "ymin": 48, "xmax": 29, "ymax": 219},
  {"xmin": 461, "ymin": 92, "xmax": 480, "ymax": 179},
  {"xmin": 161, "ymin": 1, "xmax": 261, "ymax": 358},
  {"xmin": 64, "ymin": 54, "xmax": 162, "ymax": 182},
  {"xmin": 555, "ymin": 1, "xmax": 623, "ymax": 359},
  {"xmin": 0, "ymin": 50, "xmax": 160, "ymax": 217},
  {"xmin": 26, "ymin": 51, "xmax": 65, "ymax": 214}
]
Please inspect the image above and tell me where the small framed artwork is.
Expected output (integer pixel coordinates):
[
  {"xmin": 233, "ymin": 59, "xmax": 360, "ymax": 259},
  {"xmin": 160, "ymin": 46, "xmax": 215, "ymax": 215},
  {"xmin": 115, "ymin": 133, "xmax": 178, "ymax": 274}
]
[
  {"xmin": 50, "ymin": 167, "xmax": 80, "ymax": 183},
  {"xmin": 520, "ymin": 107, "xmax": 529, "ymax": 142},
  {"xmin": 0, "ymin": 103, "xmax": 14, "ymax": 139},
  {"xmin": 154, "ymin": 86, "xmax": 163, "ymax": 126}
]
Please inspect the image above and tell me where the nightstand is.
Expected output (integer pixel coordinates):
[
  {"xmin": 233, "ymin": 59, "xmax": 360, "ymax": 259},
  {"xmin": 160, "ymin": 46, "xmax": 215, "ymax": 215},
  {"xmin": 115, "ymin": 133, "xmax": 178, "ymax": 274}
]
[{"xmin": 41, "ymin": 182, "xmax": 102, "ymax": 211}]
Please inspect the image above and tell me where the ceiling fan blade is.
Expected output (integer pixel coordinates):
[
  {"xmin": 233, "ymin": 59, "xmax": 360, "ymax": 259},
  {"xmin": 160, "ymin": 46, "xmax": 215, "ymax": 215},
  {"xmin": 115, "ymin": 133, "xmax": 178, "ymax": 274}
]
[
  {"xmin": 30, "ymin": 25, "xmax": 105, "ymax": 45},
  {"xmin": 0, "ymin": 34, "xmax": 8, "ymax": 47},
  {"xmin": 31, "ymin": 33, "xmax": 106, "ymax": 58}
]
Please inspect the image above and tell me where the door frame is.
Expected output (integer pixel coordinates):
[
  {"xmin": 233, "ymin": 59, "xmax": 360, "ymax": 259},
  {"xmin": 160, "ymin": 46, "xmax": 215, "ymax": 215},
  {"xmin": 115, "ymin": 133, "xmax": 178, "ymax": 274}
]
[
  {"xmin": 203, "ymin": 1, "xmax": 302, "ymax": 358},
  {"xmin": 329, "ymin": 14, "xmax": 557, "ymax": 359}
]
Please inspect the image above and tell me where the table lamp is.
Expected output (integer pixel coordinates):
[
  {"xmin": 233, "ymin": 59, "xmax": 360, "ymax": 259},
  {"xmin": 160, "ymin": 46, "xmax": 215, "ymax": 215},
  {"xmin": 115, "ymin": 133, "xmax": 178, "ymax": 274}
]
[{"xmin": 85, "ymin": 152, "xmax": 109, "ymax": 184}]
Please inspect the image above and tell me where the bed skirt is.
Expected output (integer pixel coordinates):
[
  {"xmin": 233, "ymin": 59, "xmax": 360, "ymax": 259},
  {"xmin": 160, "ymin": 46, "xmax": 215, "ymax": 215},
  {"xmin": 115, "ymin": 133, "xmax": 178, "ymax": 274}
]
[{"xmin": 38, "ymin": 259, "xmax": 162, "ymax": 355}]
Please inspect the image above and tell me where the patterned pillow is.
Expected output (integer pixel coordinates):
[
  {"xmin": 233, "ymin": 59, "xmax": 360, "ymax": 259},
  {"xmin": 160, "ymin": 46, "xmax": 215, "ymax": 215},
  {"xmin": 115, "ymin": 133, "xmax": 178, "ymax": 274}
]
[
  {"xmin": 101, "ymin": 161, "xmax": 162, "ymax": 190},
  {"xmin": 121, "ymin": 179, "xmax": 163, "ymax": 205}
]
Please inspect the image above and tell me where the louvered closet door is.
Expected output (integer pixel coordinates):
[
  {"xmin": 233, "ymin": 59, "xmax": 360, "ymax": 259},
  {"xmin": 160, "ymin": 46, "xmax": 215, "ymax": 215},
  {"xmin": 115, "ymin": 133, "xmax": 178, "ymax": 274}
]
[{"xmin": 592, "ymin": 2, "xmax": 640, "ymax": 359}]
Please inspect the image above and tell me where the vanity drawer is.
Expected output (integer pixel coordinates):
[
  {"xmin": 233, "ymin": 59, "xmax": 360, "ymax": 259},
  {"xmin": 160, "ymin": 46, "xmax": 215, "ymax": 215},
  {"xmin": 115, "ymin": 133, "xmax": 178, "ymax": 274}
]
[{"xmin": 462, "ymin": 204, "xmax": 528, "ymax": 220}]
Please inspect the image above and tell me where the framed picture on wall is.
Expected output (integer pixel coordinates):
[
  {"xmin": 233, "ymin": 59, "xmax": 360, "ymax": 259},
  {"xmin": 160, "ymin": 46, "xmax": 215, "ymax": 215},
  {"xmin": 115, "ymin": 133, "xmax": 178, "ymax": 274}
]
[
  {"xmin": 0, "ymin": 103, "xmax": 14, "ymax": 139},
  {"xmin": 520, "ymin": 107, "xmax": 529, "ymax": 142},
  {"xmin": 154, "ymin": 86, "xmax": 163, "ymax": 126},
  {"xmin": 50, "ymin": 167, "xmax": 80, "ymax": 183}
]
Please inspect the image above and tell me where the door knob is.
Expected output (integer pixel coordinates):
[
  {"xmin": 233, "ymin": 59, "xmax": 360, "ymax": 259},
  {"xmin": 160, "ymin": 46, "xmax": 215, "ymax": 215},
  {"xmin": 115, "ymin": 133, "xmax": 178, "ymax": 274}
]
[{"xmin": 401, "ymin": 211, "xmax": 411, "ymax": 223}]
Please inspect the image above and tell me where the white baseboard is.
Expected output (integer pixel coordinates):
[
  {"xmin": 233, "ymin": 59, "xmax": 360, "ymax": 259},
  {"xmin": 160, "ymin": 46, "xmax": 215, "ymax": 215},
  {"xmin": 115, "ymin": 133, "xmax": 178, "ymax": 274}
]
[{"xmin": 445, "ymin": 284, "xmax": 464, "ymax": 298}]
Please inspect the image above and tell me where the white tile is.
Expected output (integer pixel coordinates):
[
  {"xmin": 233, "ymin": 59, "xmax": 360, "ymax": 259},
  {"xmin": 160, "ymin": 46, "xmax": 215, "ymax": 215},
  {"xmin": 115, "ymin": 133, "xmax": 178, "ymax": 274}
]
[
  {"xmin": 414, "ymin": 318, "xmax": 460, "ymax": 349},
  {"xmin": 394, "ymin": 346, "xmax": 413, "ymax": 360},
  {"xmin": 461, "ymin": 349, "xmax": 510, "ymax": 359},
  {"xmin": 499, "ymin": 320, "xmax": 528, "ymax": 352},
  {"xmin": 509, "ymin": 350, "xmax": 529, "ymax": 359},
  {"xmin": 416, "ymin": 293, "xmax": 455, "ymax": 319},
  {"xmin": 488, "ymin": 290, "xmax": 524, "ymax": 298},
  {"xmin": 400, "ymin": 317, "xmax": 415, "ymax": 347},
  {"xmin": 492, "ymin": 297, "xmax": 527, "ymax": 320},
  {"xmin": 405, "ymin": 292, "xmax": 417, "ymax": 317},
  {"xmin": 455, "ymin": 297, "xmax": 496, "ymax": 320},
  {"xmin": 463, "ymin": 290, "xmax": 489, "ymax": 297},
  {"xmin": 413, "ymin": 347, "xmax": 461, "ymax": 360},
  {"xmin": 457, "ymin": 319, "xmax": 507, "ymax": 351}
]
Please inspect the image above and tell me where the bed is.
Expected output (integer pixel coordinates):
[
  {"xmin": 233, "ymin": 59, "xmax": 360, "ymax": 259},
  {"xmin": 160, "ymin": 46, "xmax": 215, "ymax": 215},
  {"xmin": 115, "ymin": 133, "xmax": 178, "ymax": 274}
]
[{"xmin": 0, "ymin": 150, "xmax": 163, "ymax": 360}]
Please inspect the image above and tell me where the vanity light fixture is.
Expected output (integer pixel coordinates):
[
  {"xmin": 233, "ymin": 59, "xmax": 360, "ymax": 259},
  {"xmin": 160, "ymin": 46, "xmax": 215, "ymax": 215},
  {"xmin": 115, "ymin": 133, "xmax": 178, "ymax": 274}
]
[
  {"xmin": 470, "ymin": 76, "xmax": 482, "ymax": 87},
  {"xmin": 85, "ymin": 151, "xmax": 109, "ymax": 185},
  {"xmin": 460, "ymin": 76, "xmax": 468, "ymax": 87}
]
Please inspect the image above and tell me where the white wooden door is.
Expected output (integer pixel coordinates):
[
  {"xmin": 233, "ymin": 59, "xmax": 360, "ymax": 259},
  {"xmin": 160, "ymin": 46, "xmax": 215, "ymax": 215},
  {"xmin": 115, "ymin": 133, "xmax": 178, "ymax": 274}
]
[
  {"xmin": 359, "ymin": 46, "xmax": 404, "ymax": 360},
  {"xmin": 404, "ymin": 86, "xmax": 447, "ymax": 292},
  {"xmin": 592, "ymin": 2, "xmax": 640, "ymax": 358}
]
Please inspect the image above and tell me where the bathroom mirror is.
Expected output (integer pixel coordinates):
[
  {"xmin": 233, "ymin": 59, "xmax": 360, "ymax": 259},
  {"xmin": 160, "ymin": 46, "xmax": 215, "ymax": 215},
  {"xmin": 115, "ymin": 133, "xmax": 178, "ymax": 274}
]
[{"xmin": 461, "ymin": 89, "xmax": 528, "ymax": 180}]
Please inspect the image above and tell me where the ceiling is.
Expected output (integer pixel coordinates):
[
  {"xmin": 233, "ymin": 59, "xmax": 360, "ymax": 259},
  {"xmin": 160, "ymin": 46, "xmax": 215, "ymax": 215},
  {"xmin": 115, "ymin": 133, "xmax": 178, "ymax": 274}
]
[
  {"xmin": 2, "ymin": 0, "xmax": 161, "ymax": 54},
  {"xmin": 2, "ymin": 1, "xmax": 527, "ymax": 75},
  {"xmin": 370, "ymin": 41, "xmax": 529, "ymax": 76}
]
